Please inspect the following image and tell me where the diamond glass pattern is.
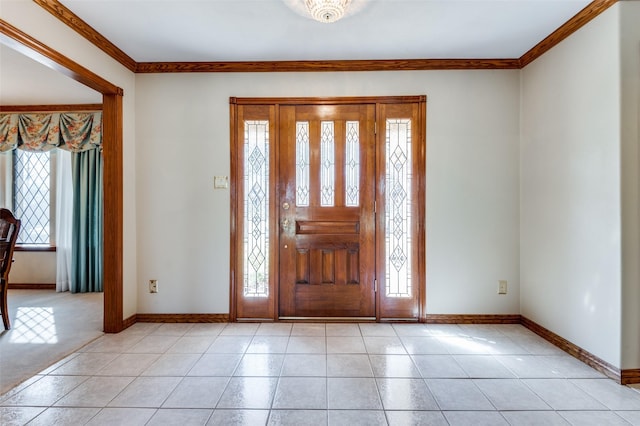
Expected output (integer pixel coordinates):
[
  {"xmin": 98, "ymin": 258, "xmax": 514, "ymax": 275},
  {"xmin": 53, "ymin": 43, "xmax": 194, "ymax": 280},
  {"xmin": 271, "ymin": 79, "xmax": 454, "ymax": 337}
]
[
  {"xmin": 345, "ymin": 121, "xmax": 360, "ymax": 207},
  {"xmin": 320, "ymin": 121, "xmax": 335, "ymax": 207},
  {"xmin": 385, "ymin": 119, "xmax": 412, "ymax": 298},
  {"xmin": 296, "ymin": 122, "xmax": 310, "ymax": 207},
  {"xmin": 243, "ymin": 121, "xmax": 269, "ymax": 297},
  {"xmin": 13, "ymin": 150, "xmax": 51, "ymax": 244}
]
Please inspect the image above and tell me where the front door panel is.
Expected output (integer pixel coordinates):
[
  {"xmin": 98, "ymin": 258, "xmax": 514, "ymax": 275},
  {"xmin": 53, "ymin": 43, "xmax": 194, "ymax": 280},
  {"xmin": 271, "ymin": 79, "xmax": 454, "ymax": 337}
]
[{"xmin": 279, "ymin": 104, "xmax": 376, "ymax": 317}]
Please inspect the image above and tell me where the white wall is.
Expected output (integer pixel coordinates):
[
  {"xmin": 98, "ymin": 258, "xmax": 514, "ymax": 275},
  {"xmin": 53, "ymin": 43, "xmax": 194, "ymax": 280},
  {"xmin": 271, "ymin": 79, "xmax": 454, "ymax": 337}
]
[
  {"xmin": 10, "ymin": 252, "xmax": 56, "ymax": 284},
  {"xmin": 620, "ymin": 0, "xmax": 640, "ymax": 370},
  {"xmin": 135, "ymin": 70, "xmax": 521, "ymax": 315},
  {"xmin": 0, "ymin": 0, "xmax": 138, "ymax": 318},
  {"xmin": 520, "ymin": 6, "xmax": 622, "ymax": 366},
  {"xmin": 7, "ymin": 3, "xmax": 634, "ymax": 370}
]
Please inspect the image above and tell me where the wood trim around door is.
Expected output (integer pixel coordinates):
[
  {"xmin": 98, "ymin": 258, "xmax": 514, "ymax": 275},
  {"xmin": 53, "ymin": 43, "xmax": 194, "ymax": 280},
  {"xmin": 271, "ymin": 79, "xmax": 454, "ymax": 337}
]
[
  {"xmin": 230, "ymin": 96, "xmax": 426, "ymax": 322},
  {"xmin": 1, "ymin": 19, "xmax": 126, "ymax": 333},
  {"xmin": 230, "ymin": 104, "xmax": 278, "ymax": 321},
  {"xmin": 376, "ymin": 100, "xmax": 427, "ymax": 321}
]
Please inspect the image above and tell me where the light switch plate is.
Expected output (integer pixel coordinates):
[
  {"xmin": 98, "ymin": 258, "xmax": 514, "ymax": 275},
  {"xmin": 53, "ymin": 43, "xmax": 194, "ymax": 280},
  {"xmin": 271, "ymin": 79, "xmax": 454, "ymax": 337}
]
[{"xmin": 214, "ymin": 176, "xmax": 229, "ymax": 189}]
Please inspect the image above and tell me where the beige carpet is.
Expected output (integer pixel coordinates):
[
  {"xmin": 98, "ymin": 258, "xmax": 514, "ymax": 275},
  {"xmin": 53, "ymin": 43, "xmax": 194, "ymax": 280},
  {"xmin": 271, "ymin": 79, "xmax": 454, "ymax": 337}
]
[{"xmin": 0, "ymin": 289, "xmax": 103, "ymax": 395}]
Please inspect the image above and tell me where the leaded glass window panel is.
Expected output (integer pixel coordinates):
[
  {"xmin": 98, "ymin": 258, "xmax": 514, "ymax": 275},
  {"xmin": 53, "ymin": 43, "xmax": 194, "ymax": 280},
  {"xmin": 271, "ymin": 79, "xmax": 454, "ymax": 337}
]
[
  {"xmin": 295, "ymin": 122, "xmax": 310, "ymax": 207},
  {"xmin": 13, "ymin": 150, "xmax": 51, "ymax": 244},
  {"xmin": 345, "ymin": 121, "xmax": 360, "ymax": 207},
  {"xmin": 243, "ymin": 120, "xmax": 269, "ymax": 297},
  {"xmin": 385, "ymin": 119, "xmax": 412, "ymax": 298},
  {"xmin": 320, "ymin": 121, "xmax": 335, "ymax": 207}
]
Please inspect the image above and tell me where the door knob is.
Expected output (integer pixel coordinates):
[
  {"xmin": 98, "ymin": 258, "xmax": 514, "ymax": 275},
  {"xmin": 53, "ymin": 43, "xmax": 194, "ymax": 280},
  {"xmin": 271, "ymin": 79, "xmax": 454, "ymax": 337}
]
[
  {"xmin": 282, "ymin": 202, "xmax": 290, "ymax": 210},
  {"xmin": 282, "ymin": 218, "xmax": 290, "ymax": 230}
]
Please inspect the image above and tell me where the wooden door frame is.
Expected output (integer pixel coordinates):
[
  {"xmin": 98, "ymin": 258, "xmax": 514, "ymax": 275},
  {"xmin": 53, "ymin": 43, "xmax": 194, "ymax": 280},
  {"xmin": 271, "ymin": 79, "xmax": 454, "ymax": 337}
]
[
  {"xmin": 230, "ymin": 96, "xmax": 426, "ymax": 322},
  {"xmin": 1, "ymin": 20, "xmax": 125, "ymax": 332},
  {"xmin": 375, "ymin": 101, "xmax": 427, "ymax": 321}
]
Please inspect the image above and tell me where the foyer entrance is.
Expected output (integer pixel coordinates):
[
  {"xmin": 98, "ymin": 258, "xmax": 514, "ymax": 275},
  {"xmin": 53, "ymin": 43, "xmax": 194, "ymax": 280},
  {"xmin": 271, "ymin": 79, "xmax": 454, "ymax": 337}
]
[{"xmin": 230, "ymin": 97, "xmax": 425, "ymax": 321}]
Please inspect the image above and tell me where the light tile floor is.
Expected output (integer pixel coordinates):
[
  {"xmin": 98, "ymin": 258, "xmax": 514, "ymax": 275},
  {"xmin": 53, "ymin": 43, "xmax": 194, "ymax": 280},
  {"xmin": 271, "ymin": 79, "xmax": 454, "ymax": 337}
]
[{"xmin": 2, "ymin": 322, "xmax": 640, "ymax": 425}]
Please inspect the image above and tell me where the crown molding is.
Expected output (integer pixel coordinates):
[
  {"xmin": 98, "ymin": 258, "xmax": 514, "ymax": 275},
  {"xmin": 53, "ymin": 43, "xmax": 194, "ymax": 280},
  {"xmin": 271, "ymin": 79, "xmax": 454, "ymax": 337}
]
[
  {"xmin": 33, "ymin": 0, "xmax": 137, "ymax": 73},
  {"xmin": 31, "ymin": 0, "xmax": 617, "ymax": 72},
  {"xmin": 0, "ymin": 18, "xmax": 122, "ymax": 95},
  {"xmin": 136, "ymin": 59, "xmax": 520, "ymax": 73},
  {"xmin": 519, "ymin": 0, "xmax": 618, "ymax": 67}
]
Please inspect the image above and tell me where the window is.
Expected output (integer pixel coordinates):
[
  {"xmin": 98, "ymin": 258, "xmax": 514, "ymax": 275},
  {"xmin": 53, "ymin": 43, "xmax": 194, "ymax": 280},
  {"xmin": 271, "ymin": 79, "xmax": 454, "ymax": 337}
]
[
  {"xmin": 13, "ymin": 150, "xmax": 55, "ymax": 245},
  {"xmin": 243, "ymin": 120, "xmax": 269, "ymax": 297},
  {"xmin": 385, "ymin": 118, "xmax": 412, "ymax": 298}
]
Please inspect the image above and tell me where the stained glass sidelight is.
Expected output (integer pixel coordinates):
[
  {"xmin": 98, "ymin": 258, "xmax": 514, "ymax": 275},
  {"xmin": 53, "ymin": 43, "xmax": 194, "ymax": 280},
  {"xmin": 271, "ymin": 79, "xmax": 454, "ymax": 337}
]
[
  {"xmin": 385, "ymin": 119, "xmax": 412, "ymax": 298},
  {"xmin": 295, "ymin": 122, "xmax": 310, "ymax": 207},
  {"xmin": 320, "ymin": 121, "xmax": 335, "ymax": 207},
  {"xmin": 243, "ymin": 120, "xmax": 269, "ymax": 297},
  {"xmin": 345, "ymin": 121, "xmax": 360, "ymax": 207},
  {"xmin": 13, "ymin": 150, "xmax": 51, "ymax": 244}
]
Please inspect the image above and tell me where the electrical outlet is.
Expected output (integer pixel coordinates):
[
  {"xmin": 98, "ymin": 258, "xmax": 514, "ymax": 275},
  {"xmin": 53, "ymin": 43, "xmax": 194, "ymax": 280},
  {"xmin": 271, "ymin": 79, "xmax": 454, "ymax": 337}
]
[
  {"xmin": 149, "ymin": 279, "xmax": 158, "ymax": 293},
  {"xmin": 498, "ymin": 280, "xmax": 507, "ymax": 295}
]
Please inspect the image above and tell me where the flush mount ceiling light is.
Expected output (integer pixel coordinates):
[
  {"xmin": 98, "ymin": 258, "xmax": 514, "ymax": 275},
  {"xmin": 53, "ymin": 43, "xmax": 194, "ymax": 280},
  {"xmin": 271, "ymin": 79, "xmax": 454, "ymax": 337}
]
[{"xmin": 305, "ymin": 0, "xmax": 352, "ymax": 23}]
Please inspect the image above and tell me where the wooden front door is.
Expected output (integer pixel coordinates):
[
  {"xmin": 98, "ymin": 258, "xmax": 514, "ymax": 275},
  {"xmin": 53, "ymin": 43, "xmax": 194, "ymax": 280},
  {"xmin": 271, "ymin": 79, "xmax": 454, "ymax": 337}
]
[
  {"xmin": 230, "ymin": 96, "xmax": 426, "ymax": 322},
  {"xmin": 278, "ymin": 104, "xmax": 376, "ymax": 318}
]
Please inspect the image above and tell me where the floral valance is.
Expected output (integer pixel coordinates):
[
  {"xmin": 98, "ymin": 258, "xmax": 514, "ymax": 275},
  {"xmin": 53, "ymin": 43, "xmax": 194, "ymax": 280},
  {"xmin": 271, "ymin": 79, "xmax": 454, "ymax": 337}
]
[{"xmin": 0, "ymin": 112, "xmax": 102, "ymax": 153}]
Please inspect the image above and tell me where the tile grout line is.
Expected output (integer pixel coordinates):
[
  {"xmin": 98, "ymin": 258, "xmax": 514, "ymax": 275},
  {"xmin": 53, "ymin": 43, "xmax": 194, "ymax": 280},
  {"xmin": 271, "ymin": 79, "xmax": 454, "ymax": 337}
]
[{"xmin": 2, "ymin": 323, "xmax": 640, "ymax": 425}]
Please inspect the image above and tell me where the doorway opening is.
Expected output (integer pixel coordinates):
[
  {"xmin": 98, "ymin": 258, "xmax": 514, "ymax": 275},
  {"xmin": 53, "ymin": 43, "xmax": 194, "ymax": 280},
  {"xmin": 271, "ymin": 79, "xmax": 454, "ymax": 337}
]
[
  {"xmin": 1, "ymin": 21, "xmax": 124, "ymax": 332},
  {"xmin": 230, "ymin": 97, "xmax": 426, "ymax": 322}
]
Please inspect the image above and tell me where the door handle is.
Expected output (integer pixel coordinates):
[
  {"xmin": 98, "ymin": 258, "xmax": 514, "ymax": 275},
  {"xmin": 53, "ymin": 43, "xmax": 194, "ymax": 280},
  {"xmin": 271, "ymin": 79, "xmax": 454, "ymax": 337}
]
[{"xmin": 282, "ymin": 218, "xmax": 291, "ymax": 231}]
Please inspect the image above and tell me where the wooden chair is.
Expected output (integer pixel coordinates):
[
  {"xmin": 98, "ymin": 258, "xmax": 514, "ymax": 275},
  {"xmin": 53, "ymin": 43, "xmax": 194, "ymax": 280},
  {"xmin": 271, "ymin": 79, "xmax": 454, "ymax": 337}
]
[{"xmin": 0, "ymin": 208, "xmax": 21, "ymax": 330}]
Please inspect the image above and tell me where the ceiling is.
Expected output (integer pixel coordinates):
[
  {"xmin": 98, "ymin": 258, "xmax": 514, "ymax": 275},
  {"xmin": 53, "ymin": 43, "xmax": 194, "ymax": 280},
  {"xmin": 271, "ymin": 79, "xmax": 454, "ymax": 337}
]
[
  {"xmin": 1, "ymin": 0, "xmax": 594, "ymax": 105},
  {"xmin": 58, "ymin": 0, "xmax": 592, "ymax": 62}
]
